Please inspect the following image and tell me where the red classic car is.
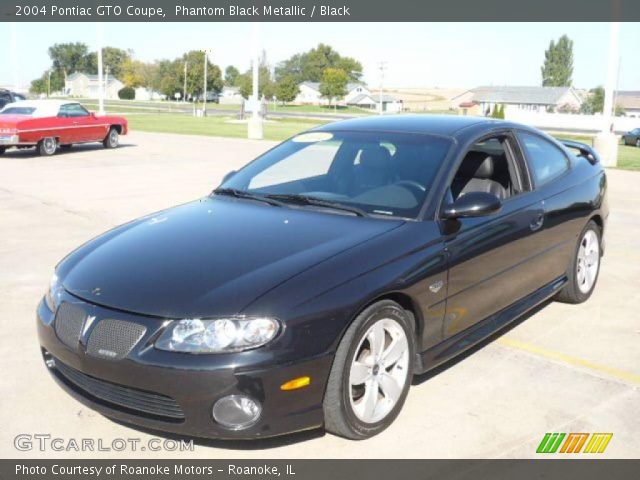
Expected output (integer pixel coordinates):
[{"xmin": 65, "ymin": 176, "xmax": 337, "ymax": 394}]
[{"xmin": 0, "ymin": 100, "xmax": 128, "ymax": 156}]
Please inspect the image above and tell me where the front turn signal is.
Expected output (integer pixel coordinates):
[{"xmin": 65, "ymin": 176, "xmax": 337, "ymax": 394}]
[{"xmin": 280, "ymin": 376, "xmax": 311, "ymax": 391}]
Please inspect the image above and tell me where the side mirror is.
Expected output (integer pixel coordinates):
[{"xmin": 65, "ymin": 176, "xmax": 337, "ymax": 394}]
[
  {"xmin": 221, "ymin": 170, "xmax": 237, "ymax": 183},
  {"xmin": 442, "ymin": 191, "xmax": 502, "ymax": 219}
]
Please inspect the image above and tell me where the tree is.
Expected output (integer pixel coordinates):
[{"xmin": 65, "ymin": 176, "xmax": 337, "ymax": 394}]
[
  {"xmin": 237, "ymin": 53, "xmax": 275, "ymax": 100},
  {"xmin": 225, "ymin": 65, "xmax": 240, "ymax": 86},
  {"xmin": 30, "ymin": 69, "xmax": 64, "ymax": 95},
  {"xmin": 118, "ymin": 86, "xmax": 135, "ymax": 100},
  {"xmin": 581, "ymin": 86, "xmax": 604, "ymax": 114},
  {"xmin": 48, "ymin": 42, "xmax": 91, "ymax": 81},
  {"xmin": 181, "ymin": 50, "xmax": 223, "ymax": 97},
  {"xmin": 121, "ymin": 59, "xmax": 157, "ymax": 88},
  {"xmin": 273, "ymin": 76, "xmax": 299, "ymax": 104},
  {"xmin": 275, "ymin": 43, "xmax": 362, "ymax": 83},
  {"xmin": 541, "ymin": 35, "xmax": 574, "ymax": 87},
  {"xmin": 319, "ymin": 67, "xmax": 349, "ymax": 110}
]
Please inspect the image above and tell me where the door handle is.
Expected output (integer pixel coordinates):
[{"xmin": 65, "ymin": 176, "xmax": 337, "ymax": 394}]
[{"xmin": 530, "ymin": 213, "xmax": 544, "ymax": 231}]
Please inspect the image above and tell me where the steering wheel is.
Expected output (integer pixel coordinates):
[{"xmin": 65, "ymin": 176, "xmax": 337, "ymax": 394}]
[{"xmin": 393, "ymin": 180, "xmax": 426, "ymax": 199}]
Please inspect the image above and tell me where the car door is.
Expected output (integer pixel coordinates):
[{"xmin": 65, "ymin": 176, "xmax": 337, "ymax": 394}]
[
  {"xmin": 65, "ymin": 103, "xmax": 103, "ymax": 142},
  {"xmin": 441, "ymin": 132, "xmax": 547, "ymax": 339},
  {"xmin": 55, "ymin": 104, "xmax": 80, "ymax": 144},
  {"xmin": 514, "ymin": 130, "xmax": 575, "ymax": 284}
]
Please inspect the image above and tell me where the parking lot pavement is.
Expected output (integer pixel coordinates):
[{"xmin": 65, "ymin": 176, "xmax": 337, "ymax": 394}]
[{"xmin": 1, "ymin": 131, "xmax": 638, "ymax": 459}]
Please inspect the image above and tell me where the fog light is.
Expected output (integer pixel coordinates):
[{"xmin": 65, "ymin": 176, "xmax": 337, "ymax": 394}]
[{"xmin": 212, "ymin": 395, "xmax": 261, "ymax": 430}]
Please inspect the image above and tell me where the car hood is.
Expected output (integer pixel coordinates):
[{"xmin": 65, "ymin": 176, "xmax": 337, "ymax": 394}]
[{"xmin": 60, "ymin": 196, "xmax": 403, "ymax": 318}]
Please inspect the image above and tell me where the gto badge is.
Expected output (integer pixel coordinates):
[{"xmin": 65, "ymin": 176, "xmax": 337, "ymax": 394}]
[{"xmin": 429, "ymin": 280, "xmax": 444, "ymax": 293}]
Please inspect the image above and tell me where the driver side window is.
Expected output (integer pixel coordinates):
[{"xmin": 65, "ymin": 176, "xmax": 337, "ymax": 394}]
[{"xmin": 448, "ymin": 136, "xmax": 522, "ymax": 203}]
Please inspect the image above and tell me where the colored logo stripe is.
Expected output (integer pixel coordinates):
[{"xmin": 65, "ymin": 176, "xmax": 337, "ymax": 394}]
[{"xmin": 537, "ymin": 433, "xmax": 613, "ymax": 453}]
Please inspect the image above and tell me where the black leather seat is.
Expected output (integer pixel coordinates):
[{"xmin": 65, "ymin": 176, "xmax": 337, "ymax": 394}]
[
  {"xmin": 451, "ymin": 152, "xmax": 508, "ymax": 200},
  {"xmin": 352, "ymin": 145, "xmax": 393, "ymax": 193}
]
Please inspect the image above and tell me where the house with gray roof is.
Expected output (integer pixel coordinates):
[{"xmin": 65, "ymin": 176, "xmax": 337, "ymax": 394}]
[
  {"xmin": 452, "ymin": 86, "xmax": 583, "ymax": 115},
  {"xmin": 615, "ymin": 91, "xmax": 640, "ymax": 118}
]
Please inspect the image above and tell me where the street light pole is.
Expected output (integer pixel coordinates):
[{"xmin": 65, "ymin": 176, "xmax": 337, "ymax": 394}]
[
  {"xmin": 378, "ymin": 61, "xmax": 387, "ymax": 115},
  {"xmin": 201, "ymin": 49, "xmax": 211, "ymax": 116},
  {"xmin": 248, "ymin": 23, "xmax": 263, "ymax": 139},
  {"xmin": 96, "ymin": 23, "xmax": 105, "ymax": 115},
  {"xmin": 47, "ymin": 70, "xmax": 51, "ymax": 98}
]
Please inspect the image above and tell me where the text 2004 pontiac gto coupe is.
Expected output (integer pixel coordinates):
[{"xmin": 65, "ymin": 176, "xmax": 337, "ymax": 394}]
[
  {"xmin": 38, "ymin": 115, "xmax": 607, "ymax": 440},
  {"xmin": 0, "ymin": 100, "xmax": 127, "ymax": 156}
]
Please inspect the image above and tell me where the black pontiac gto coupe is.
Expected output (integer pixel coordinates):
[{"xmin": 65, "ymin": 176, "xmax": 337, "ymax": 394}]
[{"xmin": 38, "ymin": 115, "xmax": 608, "ymax": 440}]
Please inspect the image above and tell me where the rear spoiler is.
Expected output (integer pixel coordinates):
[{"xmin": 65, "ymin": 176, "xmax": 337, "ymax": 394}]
[{"xmin": 558, "ymin": 139, "xmax": 600, "ymax": 165}]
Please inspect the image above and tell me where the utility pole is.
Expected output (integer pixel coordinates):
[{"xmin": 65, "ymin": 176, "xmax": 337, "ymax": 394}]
[
  {"xmin": 183, "ymin": 62, "xmax": 187, "ymax": 102},
  {"xmin": 96, "ymin": 23, "xmax": 105, "ymax": 114},
  {"xmin": 378, "ymin": 61, "xmax": 387, "ymax": 115},
  {"xmin": 47, "ymin": 70, "xmax": 51, "ymax": 98},
  {"xmin": 594, "ymin": 22, "xmax": 620, "ymax": 167},
  {"xmin": 201, "ymin": 49, "xmax": 211, "ymax": 116},
  {"xmin": 105, "ymin": 65, "xmax": 110, "ymax": 100}
]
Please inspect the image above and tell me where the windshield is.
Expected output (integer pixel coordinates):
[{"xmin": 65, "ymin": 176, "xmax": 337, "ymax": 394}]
[
  {"xmin": 220, "ymin": 130, "xmax": 452, "ymax": 219},
  {"xmin": 0, "ymin": 107, "xmax": 35, "ymax": 115}
]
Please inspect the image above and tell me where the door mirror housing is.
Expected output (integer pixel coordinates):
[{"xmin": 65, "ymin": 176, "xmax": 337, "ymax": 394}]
[
  {"xmin": 221, "ymin": 170, "xmax": 237, "ymax": 184},
  {"xmin": 442, "ymin": 191, "xmax": 502, "ymax": 219}
]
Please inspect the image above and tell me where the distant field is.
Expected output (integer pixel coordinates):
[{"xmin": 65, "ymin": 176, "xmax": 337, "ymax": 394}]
[{"xmin": 127, "ymin": 114, "xmax": 326, "ymax": 141}]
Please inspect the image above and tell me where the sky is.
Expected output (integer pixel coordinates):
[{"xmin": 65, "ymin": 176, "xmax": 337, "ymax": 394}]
[{"xmin": 2, "ymin": 22, "xmax": 639, "ymax": 91}]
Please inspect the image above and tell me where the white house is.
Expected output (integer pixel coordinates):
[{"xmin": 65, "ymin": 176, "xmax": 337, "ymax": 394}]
[
  {"xmin": 134, "ymin": 87, "xmax": 164, "ymax": 101},
  {"xmin": 65, "ymin": 72, "xmax": 124, "ymax": 100},
  {"xmin": 452, "ymin": 86, "xmax": 583, "ymax": 115},
  {"xmin": 295, "ymin": 82, "xmax": 371, "ymax": 105}
]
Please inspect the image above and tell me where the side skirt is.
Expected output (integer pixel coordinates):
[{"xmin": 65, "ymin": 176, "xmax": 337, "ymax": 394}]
[{"xmin": 413, "ymin": 275, "xmax": 567, "ymax": 375}]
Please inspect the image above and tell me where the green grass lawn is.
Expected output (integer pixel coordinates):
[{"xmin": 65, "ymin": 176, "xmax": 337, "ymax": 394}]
[{"xmin": 127, "ymin": 114, "xmax": 326, "ymax": 141}]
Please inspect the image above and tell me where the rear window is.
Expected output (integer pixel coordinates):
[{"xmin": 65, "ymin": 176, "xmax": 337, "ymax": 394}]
[{"xmin": 0, "ymin": 107, "xmax": 36, "ymax": 115}]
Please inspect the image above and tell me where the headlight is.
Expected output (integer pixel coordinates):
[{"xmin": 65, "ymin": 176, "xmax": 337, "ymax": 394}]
[
  {"xmin": 155, "ymin": 317, "xmax": 281, "ymax": 353},
  {"xmin": 45, "ymin": 272, "xmax": 63, "ymax": 311}
]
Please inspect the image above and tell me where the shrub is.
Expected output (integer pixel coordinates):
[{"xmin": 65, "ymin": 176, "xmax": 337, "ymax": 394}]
[{"xmin": 118, "ymin": 86, "xmax": 135, "ymax": 100}]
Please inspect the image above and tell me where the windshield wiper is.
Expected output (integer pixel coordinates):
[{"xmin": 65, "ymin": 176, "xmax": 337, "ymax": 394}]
[
  {"xmin": 265, "ymin": 193, "xmax": 367, "ymax": 217},
  {"xmin": 213, "ymin": 188, "xmax": 282, "ymax": 207}
]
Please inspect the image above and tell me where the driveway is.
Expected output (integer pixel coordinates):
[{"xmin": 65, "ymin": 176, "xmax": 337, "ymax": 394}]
[{"xmin": 1, "ymin": 131, "xmax": 638, "ymax": 458}]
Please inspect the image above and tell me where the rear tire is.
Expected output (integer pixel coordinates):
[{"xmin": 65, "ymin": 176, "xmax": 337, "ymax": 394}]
[
  {"xmin": 323, "ymin": 300, "xmax": 415, "ymax": 439},
  {"xmin": 37, "ymin": 137, "xmax": 57, "ymax": 156},
  {"xmin": 555, "ymin": 220, "xmax": 601, "ymax": 304},
  {"xmin": 0, "ymin": 147, "xmax": 5, "ymax": 155},
  {"xmin": 636, "ymin": 138, "xmax": 640, "ymax": 148},
  {"xmin": 103, "ymin": 127, "xmax": 119, "ymax": 149}
]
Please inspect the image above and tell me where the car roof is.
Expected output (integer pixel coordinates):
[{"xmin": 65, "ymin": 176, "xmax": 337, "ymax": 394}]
[
  {"xmin": 1, "ymin": 99, "xmax": 82, "ymax": 117},
  {"xmin": 315, "ymin": 114, "xmax": 511, "ymax": 137}
]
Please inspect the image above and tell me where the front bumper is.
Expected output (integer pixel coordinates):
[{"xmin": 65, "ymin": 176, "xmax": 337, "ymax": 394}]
[{"xmin": 37, "ymin": 295, "xmax": 332, "ymax": 439}]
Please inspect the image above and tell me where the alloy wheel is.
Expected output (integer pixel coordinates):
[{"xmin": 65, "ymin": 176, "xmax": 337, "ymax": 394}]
[
  {"xmin": 349, "ymin": 318, "xmax": 409, "ymax": 424},
  {"xmin": 109, "ymin": 129, "xmax": 119, "ymax": 147},
  {"xmin": 576, "ymin": 229, "xmax": 600, "ymax": 294}
]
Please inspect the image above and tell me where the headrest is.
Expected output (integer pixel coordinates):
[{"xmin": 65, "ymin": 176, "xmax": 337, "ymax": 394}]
[
  {"xmin": 359, "ymin": 145, "xmax": 392, "ymax": 170},
  {"xmin": 458, "ymin": 152, "xmax": 495, "ymax": 179}
]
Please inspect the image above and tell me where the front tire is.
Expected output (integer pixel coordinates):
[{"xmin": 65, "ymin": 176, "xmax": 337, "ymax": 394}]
[
  {"xmin": 323, "ymin": 300, "xmax": 415, "ymax": 439},
  {"xmin": 0, "ymin": 147, "xmax": 5, "ymax": 155},
  {"xmin": 103, "ymin": 127, "xmax": 119, "ymax": 149},
  {"xmin": 37, "ymin": 137, "xmax": 57, "ymax": 156},
  {"xmin": 555, "ymin": 220, "xmax": 601, "ymax": 304}
]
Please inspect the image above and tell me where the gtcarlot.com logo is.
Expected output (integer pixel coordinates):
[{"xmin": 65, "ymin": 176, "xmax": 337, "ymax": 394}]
[
  {"xmin": 14, "ymin": 434, "xmax": 194, "ymax": 452},
  {"xmin": 536, "ymin": 432, "xmax": 613, "ymax": 454}
]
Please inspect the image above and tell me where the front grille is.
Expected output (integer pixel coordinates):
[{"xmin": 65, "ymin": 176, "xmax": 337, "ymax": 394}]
[
  {"xmin": 54, "ymin": 302, "xmax": 86, "ymax": 349},
  {"xmin": 54, "ymin": 359, "xmax": 184, "ymax": 421},
  {"xmin": 86, "ymin": 319, "xmax": 146, "ymax": 360}
]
